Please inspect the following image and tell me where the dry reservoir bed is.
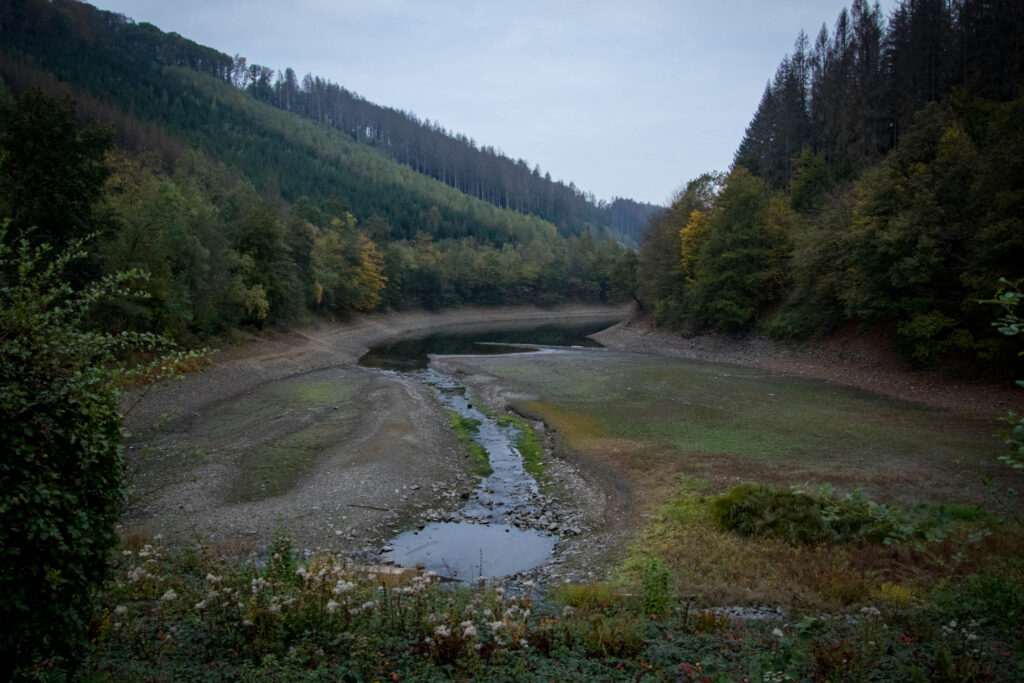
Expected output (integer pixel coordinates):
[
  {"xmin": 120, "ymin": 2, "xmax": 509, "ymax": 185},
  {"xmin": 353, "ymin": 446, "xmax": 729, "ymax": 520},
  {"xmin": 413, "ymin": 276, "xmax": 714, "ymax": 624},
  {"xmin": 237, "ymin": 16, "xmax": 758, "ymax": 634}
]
[{"xmin": 120, "ymin": 304, "xmax": 1024, "ymax": 594}]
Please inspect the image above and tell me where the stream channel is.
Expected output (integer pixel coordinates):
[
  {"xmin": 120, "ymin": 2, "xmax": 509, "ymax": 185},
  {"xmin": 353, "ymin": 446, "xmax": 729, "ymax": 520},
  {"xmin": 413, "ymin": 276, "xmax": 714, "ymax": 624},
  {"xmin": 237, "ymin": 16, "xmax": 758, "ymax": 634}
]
[{"xmin": 357, "ymin": 321, "xmax": 616, "ymax": 581}]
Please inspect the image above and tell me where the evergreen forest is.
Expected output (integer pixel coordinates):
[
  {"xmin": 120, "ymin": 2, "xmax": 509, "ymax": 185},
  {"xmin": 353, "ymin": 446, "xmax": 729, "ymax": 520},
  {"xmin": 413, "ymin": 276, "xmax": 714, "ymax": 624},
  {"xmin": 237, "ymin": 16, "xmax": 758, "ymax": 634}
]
[
  {"xmin": 637, "ymin": 0, "xmax": 1024, "ymax": 377},
  {"xmin": 0, "ymin": 0, "xmax": 641, "ymax": 344}
]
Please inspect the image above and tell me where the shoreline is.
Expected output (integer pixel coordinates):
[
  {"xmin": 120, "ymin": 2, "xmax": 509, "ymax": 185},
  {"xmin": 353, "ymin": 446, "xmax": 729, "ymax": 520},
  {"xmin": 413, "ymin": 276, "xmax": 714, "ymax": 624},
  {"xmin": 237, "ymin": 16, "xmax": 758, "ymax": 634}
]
[
  {"xmin": 593, "ymin": 314, "xmax": 1022, "ymax": 418},
  {"xmin": 123, "ymin": 303, "xmax": 632, "ymax": 433}
]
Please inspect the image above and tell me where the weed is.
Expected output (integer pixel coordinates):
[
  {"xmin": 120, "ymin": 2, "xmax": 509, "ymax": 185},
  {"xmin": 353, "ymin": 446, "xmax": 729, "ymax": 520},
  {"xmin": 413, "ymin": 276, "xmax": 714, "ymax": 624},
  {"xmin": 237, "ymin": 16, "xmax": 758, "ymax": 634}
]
[
  {"xmin": 640, "ymin": 558, "xmax": 673, "ymax": 616},
  {"xmin": 551, "ymin": 583, "xmax": 617, "ymax": 610}
]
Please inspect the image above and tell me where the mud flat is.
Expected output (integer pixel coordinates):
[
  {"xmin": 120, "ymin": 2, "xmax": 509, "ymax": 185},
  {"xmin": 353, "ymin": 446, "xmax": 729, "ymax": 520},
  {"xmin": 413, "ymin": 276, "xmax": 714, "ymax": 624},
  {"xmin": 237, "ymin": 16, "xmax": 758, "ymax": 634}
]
[{"xmin": 118, "ymin": 304, "xmax": 628, "ymax": 556}]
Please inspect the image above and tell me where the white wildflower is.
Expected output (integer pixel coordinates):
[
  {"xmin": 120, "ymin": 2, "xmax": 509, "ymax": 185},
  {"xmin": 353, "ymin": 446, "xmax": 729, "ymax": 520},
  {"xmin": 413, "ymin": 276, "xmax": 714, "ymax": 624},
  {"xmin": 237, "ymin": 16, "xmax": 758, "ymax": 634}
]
[
  {"xmin": 326, "ymin": 600, "xmax": 339, "ymax": 614},
  {"xmin": 114, "ymin": 605, "xmax": 127, "ymax": 616},
  {"xmin": 194, "ymin": 601, "xmax": 207, "ymax": 611},
  {"xmin": 562, "ymin": 606, "xmax": 575, "ymax": 617},
  {"xmin": 463, "ymin": 623, "xmax": 477, "ymax": 638},
  {"xmin": 206, "ymin": 573, "xmax": 222, "ymax": 584},
  {"xmin": 490, "ymin": 621, "xmax": 505, "ymax": 632},
  {"xmin": 161, "ymin": 589, "xmax": 177, "ymax": 602},
  {"xmin": 772, "ymin": 627, "xmax": 785, "ymax": 638},
  {"xmin": 434, "ymin": 625, "xmax": 450, "ymax": 638}
]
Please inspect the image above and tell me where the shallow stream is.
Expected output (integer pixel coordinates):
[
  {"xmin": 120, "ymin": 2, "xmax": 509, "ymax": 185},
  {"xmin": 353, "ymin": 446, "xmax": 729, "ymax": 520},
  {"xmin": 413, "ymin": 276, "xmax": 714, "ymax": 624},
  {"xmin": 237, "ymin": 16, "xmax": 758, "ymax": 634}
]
[{"xmin": 357, "ymin": 321, "xmax": 616, "ymax": 580}]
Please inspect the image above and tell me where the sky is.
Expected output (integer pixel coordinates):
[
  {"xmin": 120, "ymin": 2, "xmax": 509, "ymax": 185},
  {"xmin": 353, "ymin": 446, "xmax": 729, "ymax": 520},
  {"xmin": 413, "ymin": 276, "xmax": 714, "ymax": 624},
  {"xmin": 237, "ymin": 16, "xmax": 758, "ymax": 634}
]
[{"xmin": 90, "ymin": 1, "xmax": 892, "ymax": 206}]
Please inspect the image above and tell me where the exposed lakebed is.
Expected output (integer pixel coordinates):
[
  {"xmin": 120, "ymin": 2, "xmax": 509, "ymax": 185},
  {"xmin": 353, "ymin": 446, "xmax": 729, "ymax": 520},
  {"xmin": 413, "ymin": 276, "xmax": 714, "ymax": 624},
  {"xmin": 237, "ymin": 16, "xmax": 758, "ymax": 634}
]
[{"xmin": 358, "ymin": 321, "xmax": 616, "ymax": 580}]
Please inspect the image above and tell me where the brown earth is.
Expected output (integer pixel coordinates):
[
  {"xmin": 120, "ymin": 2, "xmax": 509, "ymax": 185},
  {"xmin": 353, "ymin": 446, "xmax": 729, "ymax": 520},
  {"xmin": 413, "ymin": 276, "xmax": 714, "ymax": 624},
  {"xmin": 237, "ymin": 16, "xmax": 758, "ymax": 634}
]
[
  {"xmin": 121, "ymin": 304, "xmax": 1020, "ymax": 580},
  {"xmin": 118, "ymin": 304, "xmax": 630, "ymax": 556}
]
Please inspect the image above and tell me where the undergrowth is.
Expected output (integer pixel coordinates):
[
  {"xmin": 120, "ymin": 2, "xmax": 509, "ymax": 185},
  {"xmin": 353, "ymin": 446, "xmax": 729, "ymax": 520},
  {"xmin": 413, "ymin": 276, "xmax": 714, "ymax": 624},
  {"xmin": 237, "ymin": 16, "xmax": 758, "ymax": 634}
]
[{"xmin": 18, "ymin": 534, "xmax": 1022, "ymax": 681}]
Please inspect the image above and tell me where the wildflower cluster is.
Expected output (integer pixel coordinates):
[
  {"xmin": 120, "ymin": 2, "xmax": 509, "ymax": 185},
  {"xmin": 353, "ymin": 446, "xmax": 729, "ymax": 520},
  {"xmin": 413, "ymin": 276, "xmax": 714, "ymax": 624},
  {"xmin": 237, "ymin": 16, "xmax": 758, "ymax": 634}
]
[{"xmin": 78, "ymin": 540, "xmax": 1024, "ymax": 681}]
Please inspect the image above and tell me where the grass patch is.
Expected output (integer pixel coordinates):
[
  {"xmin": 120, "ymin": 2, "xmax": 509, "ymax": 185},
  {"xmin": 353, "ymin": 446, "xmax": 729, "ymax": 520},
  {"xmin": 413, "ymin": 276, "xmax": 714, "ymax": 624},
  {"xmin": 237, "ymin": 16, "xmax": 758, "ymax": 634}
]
[
  {"xmin": 551, "ymin": 582, "xmax": 618, "ymax": 610},
  {"xmin": 466, "ymin": 353, "xmax": 1014, "ymax": 508},
  {"xmin": 615, "ymin": 477, "xmax": 1022, "ymax": 614},
  {"xmin": 500, "ymin": 413, "xmax": 550, "ymax": 489},
  {"xmin": 229, "ymin": 419, "xmax": 354, "ymax": 502},
  {"xmin": 447, "ymin": 410, "xmax": 492, "ymax": 476}
]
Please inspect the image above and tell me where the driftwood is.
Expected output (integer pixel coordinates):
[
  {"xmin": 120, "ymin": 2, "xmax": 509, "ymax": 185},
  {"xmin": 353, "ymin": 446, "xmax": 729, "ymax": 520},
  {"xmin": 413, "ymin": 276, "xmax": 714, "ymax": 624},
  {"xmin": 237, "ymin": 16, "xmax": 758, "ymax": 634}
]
[{"xmin": 346, "ymin": 503, "xmax": 391, "ymax": 512}]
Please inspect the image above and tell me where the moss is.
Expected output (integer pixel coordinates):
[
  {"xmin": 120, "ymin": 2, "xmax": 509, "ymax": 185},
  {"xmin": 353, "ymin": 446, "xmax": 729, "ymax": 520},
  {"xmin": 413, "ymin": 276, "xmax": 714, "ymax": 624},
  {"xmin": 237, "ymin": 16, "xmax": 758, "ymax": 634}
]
[
  {"xmin": 501, "ymin": 414, "xmax": 549, "ymax": 489},
  {"xmin": 231, "ymin": 419, "xmax": 356, "ymax": 502},
  {"xmin": 447, "ymin": 410, "xmax": 492, "ymax": 476}
]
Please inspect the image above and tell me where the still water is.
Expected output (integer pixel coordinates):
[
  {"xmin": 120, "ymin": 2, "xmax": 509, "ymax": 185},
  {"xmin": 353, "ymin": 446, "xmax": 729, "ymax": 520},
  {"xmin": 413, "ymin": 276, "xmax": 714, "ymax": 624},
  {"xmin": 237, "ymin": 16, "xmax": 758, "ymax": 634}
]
[
  {"xmin": 357, "ymin": 320, "xmax": 611, "ymax": 371},
  {"xmin": 357, "ymin": 320, "xmax": 617, "ymax": 580}
]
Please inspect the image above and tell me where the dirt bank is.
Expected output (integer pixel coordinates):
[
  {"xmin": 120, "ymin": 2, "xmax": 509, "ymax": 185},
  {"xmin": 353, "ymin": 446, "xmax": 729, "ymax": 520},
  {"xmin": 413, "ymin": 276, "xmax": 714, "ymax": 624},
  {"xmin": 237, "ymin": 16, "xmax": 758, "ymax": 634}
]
[
  {"xmin": 593, "ymin": 314, "xmax": 1023, "ymax": 418},
  {"xmin": 119, "ymin": 304, "xmax": 630, "ymax": 555}
]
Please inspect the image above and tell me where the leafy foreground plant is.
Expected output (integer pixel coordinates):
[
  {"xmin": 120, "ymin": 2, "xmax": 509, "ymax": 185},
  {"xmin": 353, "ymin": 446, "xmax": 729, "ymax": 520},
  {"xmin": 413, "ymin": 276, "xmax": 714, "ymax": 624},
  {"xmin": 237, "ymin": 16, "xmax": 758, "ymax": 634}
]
[
  {"xmin": 13, "ymin": 534, "xmax": 1001, "ymax": 680},
  {"xmin": 982, "ymin": 278, "xmax": 1024, "ymax": 472},
  {"xmin": 0, "ymin": 227, "xmax": 201, "ymax": 678}
]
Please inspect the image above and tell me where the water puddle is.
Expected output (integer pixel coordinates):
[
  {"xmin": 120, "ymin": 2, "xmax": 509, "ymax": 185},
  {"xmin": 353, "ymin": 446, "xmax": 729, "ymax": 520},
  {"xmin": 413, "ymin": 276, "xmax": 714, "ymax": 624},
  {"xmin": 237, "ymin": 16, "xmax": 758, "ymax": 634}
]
[{"xmin": 358, "ymin": 321, "xmax": 617, "ymax": 580}]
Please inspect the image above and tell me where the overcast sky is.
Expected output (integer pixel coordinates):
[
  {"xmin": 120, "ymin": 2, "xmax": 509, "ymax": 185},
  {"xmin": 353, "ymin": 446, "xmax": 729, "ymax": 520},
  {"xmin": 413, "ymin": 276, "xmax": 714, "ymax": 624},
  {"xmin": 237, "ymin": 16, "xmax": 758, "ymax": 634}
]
[{"xmin": 90, "ymin": 1, "xmax": 891, "ymax": 206}]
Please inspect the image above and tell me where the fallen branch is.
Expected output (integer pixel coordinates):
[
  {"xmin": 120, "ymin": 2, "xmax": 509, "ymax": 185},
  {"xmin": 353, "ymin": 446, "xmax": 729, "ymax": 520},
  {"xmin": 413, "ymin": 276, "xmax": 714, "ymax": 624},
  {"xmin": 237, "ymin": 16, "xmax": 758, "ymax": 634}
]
[{"xmin": 346, "ymin": 503, "xmax": 390, "ymax": 512}]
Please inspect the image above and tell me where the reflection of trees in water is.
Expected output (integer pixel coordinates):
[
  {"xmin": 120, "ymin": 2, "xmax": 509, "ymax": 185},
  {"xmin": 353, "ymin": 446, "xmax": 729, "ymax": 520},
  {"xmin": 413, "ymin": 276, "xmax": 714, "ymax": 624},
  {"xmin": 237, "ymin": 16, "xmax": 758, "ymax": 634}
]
[{"xmin": 359, "ymin": 321, "xmax": 616, "ymax": 370}]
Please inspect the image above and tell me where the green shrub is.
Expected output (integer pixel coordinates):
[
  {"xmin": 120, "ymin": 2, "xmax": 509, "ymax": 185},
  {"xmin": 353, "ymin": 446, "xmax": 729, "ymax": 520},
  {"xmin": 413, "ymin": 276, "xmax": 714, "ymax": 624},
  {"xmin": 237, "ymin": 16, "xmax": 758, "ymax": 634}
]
[
  {"xmin": 928, "ymin": 572, "xmax": 1024, "ymax": 630},
  {"xmin": 709, "ymin": 484, "xmax": 896, "ymax": 545},
  {"xmin": 0, "ymin": 229, "xmax": 179, "ymax": 675}
]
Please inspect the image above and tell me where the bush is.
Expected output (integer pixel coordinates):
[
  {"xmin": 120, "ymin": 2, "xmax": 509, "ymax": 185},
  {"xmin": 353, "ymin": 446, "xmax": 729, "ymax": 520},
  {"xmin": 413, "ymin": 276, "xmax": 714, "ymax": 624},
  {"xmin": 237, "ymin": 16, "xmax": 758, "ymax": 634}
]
[
  {"xmin": 709, "ymin": 484, "xmax": 892, "ymax": 545},
  {"xmin": 0, "ymin": 228, "xmax": 176, "ymax": 675}
]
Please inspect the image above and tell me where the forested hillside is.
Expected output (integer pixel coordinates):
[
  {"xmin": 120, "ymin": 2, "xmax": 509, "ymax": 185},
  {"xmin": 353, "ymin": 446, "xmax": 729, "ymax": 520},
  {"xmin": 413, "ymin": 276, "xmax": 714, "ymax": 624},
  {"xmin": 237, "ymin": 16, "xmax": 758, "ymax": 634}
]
[
  {"xmin": 0, "ymin": 0, "xmax": 636, "ymax": 341},
  {"xmin": 638, "ymin": 0, "xmax": 1024, "ymax": 376},
  {"xmin": 0, "ymin": 0, "xmax": 660, "ymax": 246}
]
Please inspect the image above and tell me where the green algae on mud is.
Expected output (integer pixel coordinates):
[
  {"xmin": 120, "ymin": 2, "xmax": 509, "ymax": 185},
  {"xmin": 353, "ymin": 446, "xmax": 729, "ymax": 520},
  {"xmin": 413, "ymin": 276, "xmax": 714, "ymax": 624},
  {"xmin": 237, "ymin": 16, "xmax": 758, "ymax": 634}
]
[
  {"xmin": 226, "ymin": 376, "xmax": 364, "ymax": 502},
  {"xmin": 446, "ymin": 410, "xmax": 492, "ymax": 476},
  {"xmin": 499, "ymin": 413, "xmax": 550, "ymax": 490},
  {"xmin": 458, "ymin": 351, "xmax": 1012, "ymax": 508},
  {"xmin": 137, "ymin": 369, "xmax": 367, "ymax": 504}
]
